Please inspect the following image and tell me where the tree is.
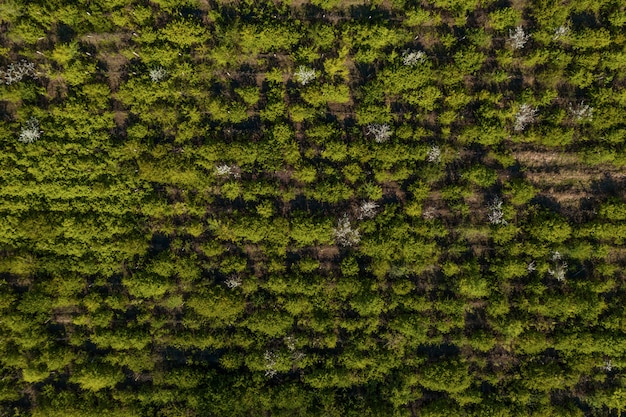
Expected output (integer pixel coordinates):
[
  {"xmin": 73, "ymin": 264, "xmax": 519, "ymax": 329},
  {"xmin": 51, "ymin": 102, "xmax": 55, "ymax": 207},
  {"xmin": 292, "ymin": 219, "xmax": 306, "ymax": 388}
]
[
  {"xmin": 294, "ymin": 66, "xmax": 316, "ymax": 85},
  {"xmin": 69, "ymin": 363, "xmax": 125, "ymax": 392},
  {"xmin": 418, "ymin": 359, "xmax": 472, "ymax": 394},
  {"xmin": 17, "ymin": 117, "xmax": 41, "ymax": 143}
]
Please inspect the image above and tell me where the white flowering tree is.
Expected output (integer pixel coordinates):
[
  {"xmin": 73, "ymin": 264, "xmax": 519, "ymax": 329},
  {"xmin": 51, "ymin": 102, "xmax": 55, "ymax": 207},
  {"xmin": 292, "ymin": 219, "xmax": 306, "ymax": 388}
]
[
  {"xmin": 18, "ymin": 118, "xmax": 41, "ymax": 144},
  {"xmin": 358, "ymin": 201, "xmax": 378, "ymax": 220},
  {"xmin": 569, "ymin": 101, "xmax": 593, "ymax": 121},
  {"xmin": 224, "ymin": 276, "xmax": 242, "ymax": 289},
  {"xmin": 149, "ymin": 66, "xmax": 168, "ymax": 82},
  {"xmin": 488, "ymin": 197, "xmax": 507, "ymax": 225},
  {"xmin": 263, "ymin": 350, "xmax": 278, "ymax": 378},
  {"xmin": 552, "ymin": 25, "xmax": 570, "ymax": 41},
  {"xmin": 508, "ymin": 26, "xmax": 530, "ymax": 50},
  {"xmin": 548, "ymin": 251, "xmax": 567, "ymax": 282},
  {"xmin": 294, "ymin": 65, "xmax": 316, "ymax": 85},
  {"xmin": 514, "ymin": 104, "xmax": 537, "ymax": 132},
  {"xmin": 0, "ymin": 60, "xmax": 37, "ymax": 85},
  {"xmin": 427, "ymin": 145, "xmax": 441, "ymax": 163},
  {"xmin": 215, "ymin": 164, "xmax": 240, "ymax": 178},
  {"xmin": 333, "ymin": 214, "xmax": 360, "ymax": 247},
  {"xmin": 402, "ymin": 50, "xmax": 425, "ymax": 66},
  {"xmin": 366, "ymin": 123, "xmax": 392, "ymax": 143},
  {"xmin": 422, "ymin": 207, "xmax": 436, "ymax": 220}
]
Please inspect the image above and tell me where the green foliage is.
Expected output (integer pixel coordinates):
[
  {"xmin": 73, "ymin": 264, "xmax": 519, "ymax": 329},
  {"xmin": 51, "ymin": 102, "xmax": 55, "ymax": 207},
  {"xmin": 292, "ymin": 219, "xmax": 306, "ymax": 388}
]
[
  {"xmin": 488, "ymin": 8, "xmax": 522, "ymax": 31},
  {"xmin": 70, "ymin": 364, "xmax": 124, "ymax": 392},
  {"xmin": 419, "ymin": 359, "xmax": 472, "ymax": 394},
  {"xmin": 1, "ymin": 1, "xmax": 624, "ymax": 416},
  {"xmin": 464, "ymin": 165, "xmax": 498, "ymax": 187},
  {"xmin": 528, "ymin": 215, "xmax": 572, "ymax": 243},
  {"xmin": 235, "ymin": 86, "xmax": 261, "ymax": 106}
]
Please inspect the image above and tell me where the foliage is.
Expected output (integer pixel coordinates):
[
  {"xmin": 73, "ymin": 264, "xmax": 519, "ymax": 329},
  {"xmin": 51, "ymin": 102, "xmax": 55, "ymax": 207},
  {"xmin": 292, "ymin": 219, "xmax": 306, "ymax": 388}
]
[{"xmin": 0, "ymin": 0, "xmax": 625, "ymax": 415}]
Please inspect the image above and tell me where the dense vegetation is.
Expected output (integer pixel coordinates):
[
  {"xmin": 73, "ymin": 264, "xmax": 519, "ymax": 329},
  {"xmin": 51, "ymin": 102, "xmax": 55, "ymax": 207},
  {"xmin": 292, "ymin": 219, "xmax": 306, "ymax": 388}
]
[{"xmin": 1, "ymin": 0, "xmax": 626, "ymax": 415}]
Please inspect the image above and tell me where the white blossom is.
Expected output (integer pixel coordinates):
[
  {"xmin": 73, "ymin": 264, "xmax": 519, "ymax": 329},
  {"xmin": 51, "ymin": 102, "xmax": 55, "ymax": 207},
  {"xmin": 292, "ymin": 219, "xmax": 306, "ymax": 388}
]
[
  {"xmin": 603, "ymin": 360, "xmax": 613, "ymax": 372},
  {"xmin": 427, "ymin": 145, "xmax": 441, "ymax": 163},
  {"xmin": 514, "ymin": 104, "xmax": 537, "ymax": 132},
  {"xmin": 294, "ymin": 65, "xmax": 316, "ymax": 85},
  {"xmin": 548, "ymin": 252, "xmax": 567, "ymax": 282},
  {"xmin": 488, "ymin": 197, "xmax": 507, "ymax": 225},
  {"xmin": 224, "ymin": 276, "xmax": 242, "ymax": 289},
  {"xmin": 366, "ymin": 123, "xmax": 392, "ymax": 143},
  {"xmin": 553, "ymin": 25, "xmax": 570, "ymax": 41},
  {"xmin": 358, "ymin": 201, "xmax": 378, "ymax": 220},
  {"xmin": 548, "ymin": 263, "xmax": 567, "ymax": 281},
  {"xmin": 284, "ymin": 336, "xmax": 297, "ymax": 351},
  {"xmin": 264, "ymin": 350, "xmax": 278, "ymax": 378},
  {"xmin": 283, "ymin": 336, "xmax": 306, "ymax": 363},
  {"xmin": 333, "ymin": 214, "xmax": 360, "ymax": 247},
  {"xmin": 422, "ymin": 207, "xmax": 436, "ymax": 220},
  {"xmin": 527, "ymin": 261, "xmax": 536, "ymax": 273},
  {"xmin": 508, "ymin": 26, "xmax": 530, "ymax": 50},
  {"xmin": 0, "ymin": 60, "xmax": 37, "ymax": 85},
  {"xmin": 402, "ymin": 50, "xmax": 426, "ymax": 66},
  {"xmin": 215, "ymin": 164, "xmax": 240, "ymax": 178},
  {"xmin": 18, "ymin": 118, "xmax": 41, "ymax": 144},
  {"xmin": 149, "ymin": 66, "xmax": 168, "ymax": 82},
  {"xmin": 569, "ymin": 101, "xmax": 593, "ymax": 121}
]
